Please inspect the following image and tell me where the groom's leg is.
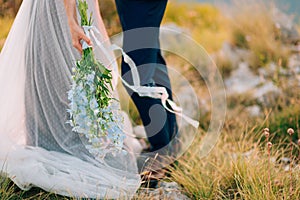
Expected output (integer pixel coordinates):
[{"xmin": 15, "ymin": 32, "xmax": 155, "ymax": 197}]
[
  {"xmin": 115, "ymin": 0, "xmax": 176, "ymax": 152},
  {"xmin": 154, "ymin": 51, "xmax": 178, "ymax": 142},
  {"xmin": 115, "ymin": 0, "xmax": 167, "ymax": 86},
  {"xmin": 129, "ymin": 92, "xmax": 171, "ymax": 151}
]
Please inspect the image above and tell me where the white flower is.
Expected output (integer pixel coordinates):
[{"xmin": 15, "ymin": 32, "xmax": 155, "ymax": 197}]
[{"xmin": 67, "ymin": 60, "xmax": 125, "ymax": 159}]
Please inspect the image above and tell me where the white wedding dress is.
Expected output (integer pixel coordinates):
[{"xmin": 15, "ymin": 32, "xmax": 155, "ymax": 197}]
[{"xmin": 0, "ymin": 0, "xmax": 141, "ymax": 198}]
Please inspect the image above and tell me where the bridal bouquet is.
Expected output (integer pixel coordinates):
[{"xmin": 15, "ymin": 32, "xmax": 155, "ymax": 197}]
[{"xmin": 67, "ymin": 0, "xmax": 125, "ymax": 158}]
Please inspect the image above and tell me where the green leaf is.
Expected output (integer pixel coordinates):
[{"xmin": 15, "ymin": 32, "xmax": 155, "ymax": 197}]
[{"xmin": 76, "ymin": 0, "xmax": 114, "ymax": 112}]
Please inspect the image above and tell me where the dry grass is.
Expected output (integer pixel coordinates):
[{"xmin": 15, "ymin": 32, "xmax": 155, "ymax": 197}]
[
  {"xmin": 165, "ymin": 48, "xmax": 300, "ymax": 199},
  {"xmin": 0, "ymin": 17, "xmax": 14, "ymax": 51},
  {"xmin": 1, "ymin": 1, "xmax": 300, "ymax": 199},
  {"xmin": 226, "ymin": 0, "xmax": 291, "ymax": 69},
  {"xmin": 0, "ymin": 175, "xmax": 72, "ymax": 200},
  {"xmin": 168, "ymin": 120, "xmax": 300, "ymax": 199},
  {"xmin": 164, "ymin": 2, "xmax": 231, "ymax": 53}
]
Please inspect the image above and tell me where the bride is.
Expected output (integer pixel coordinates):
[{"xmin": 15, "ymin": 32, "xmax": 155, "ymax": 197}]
[{"xmin": 0, "ymin": 0, "xmax": 141, "ymax": 198}]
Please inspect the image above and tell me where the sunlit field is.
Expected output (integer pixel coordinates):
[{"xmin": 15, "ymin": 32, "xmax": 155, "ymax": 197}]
[{"xmin": 1, "ymin": 0, "xmax": 300, "ymax": 199}]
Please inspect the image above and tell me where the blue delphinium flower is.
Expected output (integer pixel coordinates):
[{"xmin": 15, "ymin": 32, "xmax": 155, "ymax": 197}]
[
  {"xmin": 67, "ymin": 70, "xmax": 126, "ymax": 159},
  {"xmin": 67, "ymin": 0, "xmax": 126, "ymax": 160}
]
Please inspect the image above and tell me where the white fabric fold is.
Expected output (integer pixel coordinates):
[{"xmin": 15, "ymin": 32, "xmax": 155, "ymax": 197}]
[
  {"xmin": 83, "ymin": 26, "xmax": 200, "ymax": 129},
  {"xmin": 0, "ymin": 0, "xmax": 140, "ymax": 199}
]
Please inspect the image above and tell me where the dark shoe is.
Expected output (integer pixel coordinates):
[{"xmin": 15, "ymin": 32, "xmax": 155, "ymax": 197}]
[
  {"xmin": 140, "ymin": 178, "xmax": 159, "ymax": 189},
  {"xmin": 140, "ymin": 169, "xmax": 165, "ymax": 188}
]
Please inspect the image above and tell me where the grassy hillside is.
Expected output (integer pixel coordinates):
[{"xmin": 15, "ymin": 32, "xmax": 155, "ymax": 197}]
[
  {"xmin": 0, "ymin": 17, "xmax": 14, "ymax": 51},
  {"xmin": 1, "ymin": 1, "xmax": 300, "ymax": 199},
  {"xmin": 164, "ymin": 2, "xmax": 231, "ymax": 52},
  {"xmin": 194, "ymin": 0, "xmax": 300, "ymax": 20},
  {"xmin": 0, "ymin": 1, "xmax": 230, "ymax": 52}
]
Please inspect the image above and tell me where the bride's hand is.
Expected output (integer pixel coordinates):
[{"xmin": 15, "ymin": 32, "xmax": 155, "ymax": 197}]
[
  {"xmin": 69, "ymin": 21, "xmax": 92, "ymax": 53},
  {"xmin": 63, "ymin": 0, "xmax": 91, "ymax": 53}
]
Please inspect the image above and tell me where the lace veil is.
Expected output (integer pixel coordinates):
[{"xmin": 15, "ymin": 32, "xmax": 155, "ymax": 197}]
[{"xmin": 0, "ymin": 0, "xmax": 140, "ymax": 198}]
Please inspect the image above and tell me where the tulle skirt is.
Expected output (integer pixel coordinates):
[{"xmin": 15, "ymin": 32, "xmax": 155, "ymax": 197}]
[{"xmin": 0, "ymin": 0, "xmax": 140, "ymax": 198}]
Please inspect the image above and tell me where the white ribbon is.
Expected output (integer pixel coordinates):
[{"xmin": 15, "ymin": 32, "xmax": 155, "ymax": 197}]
[{"xmin": 82, "ymin": 26, "xmax": 199, "ymax": 129}]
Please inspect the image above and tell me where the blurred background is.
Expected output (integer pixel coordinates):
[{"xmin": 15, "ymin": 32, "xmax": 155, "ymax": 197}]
[{"xmin": 1, "ymin": 0, "xmax": 300, "ymax": 199}]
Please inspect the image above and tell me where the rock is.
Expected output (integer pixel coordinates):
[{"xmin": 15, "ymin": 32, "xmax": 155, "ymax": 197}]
[
  {"xmin": 253, "ymin": 81, "xmax": 281, "ymax": 100},
  {"xmin": 246, "ymin": 105, "xmax": 261, "ymax": 117},
  {"xmin": 288, "ymin": 54, "xmax": 300, "ymax": 74},
  {"xmin": 212, "ymin": 42, "xmax": 252, "ymax": 73},
  {"xmin": 230, "ymin": 149, "xmax": 258, "ymax": 161},
  {"xmin": 173, "ymin": 83, "xmax": 201, "ymax": 121},
  {"xmin": 279, "ymin": 157, "xmax": 291, "ymax": 165},
  {"xmin": 133, "ymin": 125, "xmax": 147, "ymax": 139},
  {"xmin": 121, "ymin": 112, "xmax": 144, "ymax": 154},
  {"xmin": 264, "ymin": 62, "xmax": 277, "ymax": 76},
  {"xmin": 138, "ymin": 181, "xmax": 191, "ymax": 200},
  {"xmin": 276, "ymin": 157, "xmax": 300, "ymax": 173},
  {"xmin": 272, "ymin": 8, "xmax": 300, "ymax": 44},
  {"xmin": 284, "ymin": 165, "xmax": 291, "ymax": 172},
  {"xmin": 290, "ymin": 43, "xmax": 300, "ymax": 53},
  {"xmin": 225, "ymin": 62, "xmax": 261, "ymax": 94},
  {"xmin": 217, "ymin": 42, "xmax": 240, "ymax": 69},
  {"xmin": 159, "ymin": 181, "xmax": 181, "ymax": 190},
  {"xmin": 225, "ymin": 62, "xmax": 281, "ymax": 103},
  {"xmin": 124, "ymin": 136, "xmax": 144, "ymax": 155},
  {"xmin": 259, "ymin": 62, "xmax": 293, "ymax": 78}
]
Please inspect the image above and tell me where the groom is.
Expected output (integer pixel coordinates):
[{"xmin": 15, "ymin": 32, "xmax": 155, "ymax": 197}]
[{"xmin": 115, "ymin": 0, "xmax": 178, "ymax": 178}]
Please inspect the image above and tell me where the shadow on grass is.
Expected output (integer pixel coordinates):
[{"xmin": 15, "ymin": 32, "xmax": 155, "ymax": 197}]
[{"xmin": 0, "ymin": 176, "xmax": 72, "ymax": 200}]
